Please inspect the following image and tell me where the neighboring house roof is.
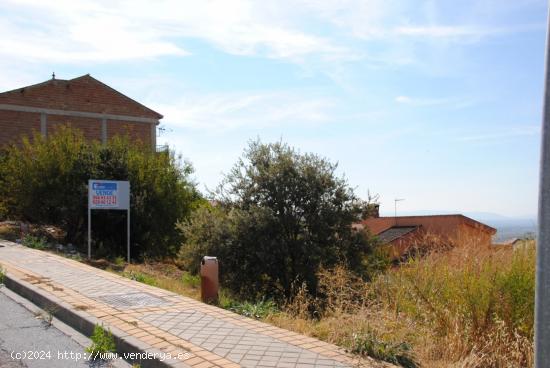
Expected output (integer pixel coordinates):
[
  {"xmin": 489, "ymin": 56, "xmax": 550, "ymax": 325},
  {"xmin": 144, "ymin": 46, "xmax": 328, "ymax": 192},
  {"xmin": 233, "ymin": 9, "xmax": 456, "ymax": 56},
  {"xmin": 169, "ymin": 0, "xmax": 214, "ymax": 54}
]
[
  {"xmin": 363, "ymin": 214, "xmax": 497, "ymax": 236},
  {"xmin": 377, "ymin": 226, "xmax": 419, "ymax": 243},
  {"xmin": 0, "ymin": 74, "xmax": 163, "ymax": 120},
  {"xmin": 494, "ymin": 238, "xmax": 522, "ymax": 246}
]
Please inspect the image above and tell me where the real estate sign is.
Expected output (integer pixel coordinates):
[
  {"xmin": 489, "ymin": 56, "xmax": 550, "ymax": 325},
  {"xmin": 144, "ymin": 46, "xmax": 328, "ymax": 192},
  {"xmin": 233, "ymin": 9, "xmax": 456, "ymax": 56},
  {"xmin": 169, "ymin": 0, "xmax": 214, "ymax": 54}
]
[
  {"xmin": 89, "ymin": 180, "xmax": 129, "ymax": 209},
  {"xmin": 88, "ymin": 180, "xmax": 131, "ymax": 261}
]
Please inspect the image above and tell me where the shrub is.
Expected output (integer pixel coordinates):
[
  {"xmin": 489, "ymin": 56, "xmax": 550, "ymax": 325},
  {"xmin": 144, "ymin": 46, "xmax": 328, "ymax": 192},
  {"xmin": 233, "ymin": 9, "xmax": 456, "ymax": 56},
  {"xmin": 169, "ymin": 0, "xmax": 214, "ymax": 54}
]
[
  {"xmin": 21, "ymin": 235, "xmax": 49, "ymax": 250},
  {"xmin": 181, "ymin": 273, "xmax": 200, "ymax": 288},
  {"xmin": 0, "ymin": 127, "xmax": 202, "ymax": 258},
  {"xmin": 125, "ymin": 271, "xmax": 157, "ymax": 286},
  {"xmin": 222, "ymin": 299, "xmax": 279, "ymax": 320},
  {"xmin": 349, "ymin": 331, "xmax": 418, "ymax": 368},
  {"xmin": 86, "ymin": 324, "xmax": 116, "ymax": 358},
  {"xmin": 178, "ymin": 140, "xmax": 377, "ymax": 300}
]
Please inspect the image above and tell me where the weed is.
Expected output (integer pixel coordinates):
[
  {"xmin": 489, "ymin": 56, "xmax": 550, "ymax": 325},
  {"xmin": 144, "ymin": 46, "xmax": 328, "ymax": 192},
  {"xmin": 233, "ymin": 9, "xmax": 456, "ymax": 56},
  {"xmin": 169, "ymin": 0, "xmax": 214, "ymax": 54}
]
[
  {"xmin": 70, "ymin": 253, "xmax": 83, "ymax": 262},
  {"xmin": 86, "ymin": 324, "xmax": 116, "ymax": 357},
  {"xmin": 181, "ymin": 272, "xmax": 200, "ymax": 288},
  {"xmin": 0, "ymin": 266, "xmax": 4, "ymax": 285},
  {"xmin": 43, "ymin": 311, "xmax": 53, "ymax": 326},
  {"xmin": 224, "ymin": 299, "xmax": 279, "ymax": 320},
  {"xmin": 21, "ymin": 235, "xmax": 48, "ymax": 250},
  {"xmin": 349, "ymin": 331, "xmax": 418, "ymax": 368},
  {"xmin": 113, "ymin": 256, "xmax": 126, "ymax": 267},
  {"xmin": 124, "ymin": 271, "xmax": 157, "ymax": 286},
  {"xmin": 42, "ymin": 305, "xmax": 58, "ymax": 327}
]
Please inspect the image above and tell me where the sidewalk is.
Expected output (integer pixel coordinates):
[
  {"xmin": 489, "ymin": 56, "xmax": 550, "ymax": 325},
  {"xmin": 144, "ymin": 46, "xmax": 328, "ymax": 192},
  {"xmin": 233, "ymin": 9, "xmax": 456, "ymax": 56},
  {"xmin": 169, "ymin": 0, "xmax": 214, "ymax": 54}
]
[{"xmin": 0, "ymin": 240, "xmax": 385, "ymax": 368}]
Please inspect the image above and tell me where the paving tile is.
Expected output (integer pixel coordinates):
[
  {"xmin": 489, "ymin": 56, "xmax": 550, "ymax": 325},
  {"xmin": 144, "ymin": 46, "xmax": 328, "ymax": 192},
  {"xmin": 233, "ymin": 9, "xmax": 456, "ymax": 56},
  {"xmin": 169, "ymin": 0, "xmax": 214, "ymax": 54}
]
[{"xmin": 0, "ymin": 241, "xmax": 374, "ymax": 368}]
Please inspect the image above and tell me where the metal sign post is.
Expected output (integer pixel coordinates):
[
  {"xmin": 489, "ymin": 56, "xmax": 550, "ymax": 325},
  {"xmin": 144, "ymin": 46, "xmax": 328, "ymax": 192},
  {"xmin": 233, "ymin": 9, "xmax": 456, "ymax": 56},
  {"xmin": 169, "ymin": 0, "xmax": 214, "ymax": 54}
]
[
  {"xmin": 88, "ymin": 180, "xmax": 131, "ymax": 262},
  {"xmin": 536, "ymin": 5, "xmax": 550, "ymax": 367}
]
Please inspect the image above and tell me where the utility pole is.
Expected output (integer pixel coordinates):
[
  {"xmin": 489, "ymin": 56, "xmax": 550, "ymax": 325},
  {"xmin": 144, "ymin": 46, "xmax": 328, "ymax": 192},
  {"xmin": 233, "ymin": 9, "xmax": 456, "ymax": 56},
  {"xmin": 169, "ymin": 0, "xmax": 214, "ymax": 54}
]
[{"xmin": 535, "ymin": 5, "xmax": 550, "ymax": 367}]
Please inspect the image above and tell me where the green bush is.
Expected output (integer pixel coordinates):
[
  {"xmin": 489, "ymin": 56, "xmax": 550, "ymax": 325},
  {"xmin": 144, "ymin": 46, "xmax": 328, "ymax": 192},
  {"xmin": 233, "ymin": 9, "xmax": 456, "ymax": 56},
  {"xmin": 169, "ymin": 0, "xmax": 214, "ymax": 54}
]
[
  {"xmin": 124, "ymin": 271, "xmax": 157, "ymax": 286},
  {"xmin": 21, "ymin": 235, "xmax": 49, "ymax": 250},
  {"xmin": 349, "ymin": 331, "xmax": 418, "ymax": 368},
  {"xmin": 178, "ymin": 140, "xmax": 376, "ymax": 300},
  {"xmin": 222, "ymin": 299, "xmax": 279, "ymax": 320},
  {"xmin": 0, "ymin": 127, "xmax": 202, "ymax": 258},
  {"xmin": 181, "ymin": 273, "xmax": 200, "ymax": 288},
  {"xmin": 113, "ymin": 256, "xmax": 126, "ymax": 267},
  {"xmin": 86, "ymin": 324, "xmax": 116, "ymax": 358}
]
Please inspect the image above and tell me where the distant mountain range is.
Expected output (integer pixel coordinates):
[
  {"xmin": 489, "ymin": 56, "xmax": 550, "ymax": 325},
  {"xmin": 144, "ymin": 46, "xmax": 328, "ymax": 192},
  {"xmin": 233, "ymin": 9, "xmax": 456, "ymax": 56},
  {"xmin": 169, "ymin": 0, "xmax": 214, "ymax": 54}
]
[{"xmin": 379, "ymin": 210, "xmax": 537, "ymax": 242}]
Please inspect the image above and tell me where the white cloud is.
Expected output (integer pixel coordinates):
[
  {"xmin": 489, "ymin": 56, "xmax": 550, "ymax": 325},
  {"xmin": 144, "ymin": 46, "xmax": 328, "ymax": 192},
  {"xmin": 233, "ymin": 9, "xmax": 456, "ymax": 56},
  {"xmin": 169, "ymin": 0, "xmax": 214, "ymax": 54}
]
[
  {"xmin": 396, "ymin": 25, "xmax": 490, "ymax": 38},
  {"xmin": 0, "ymin": 0, "xmax": 352, "ymax": 65},
  {"xmin": 1, "ymin": 0, "xmax": 537, "ymax": 67},
  {"xmin": 0, "ymin": 1, "xmax": 189, "ymax": 63},
  {"xmin": 395, "ymin": 95, "xmax": 474, "ymax": 108},
  {"xmin": 394, "ymin": 23, "xmax": 544, "ymax": 40},
  {"xmin": 456, "ymin": 125, "xmax": 540, "ymax": 142},
  {"xmin": 150, "ymin": 91, "xmax": 334, "ymax": 131}
]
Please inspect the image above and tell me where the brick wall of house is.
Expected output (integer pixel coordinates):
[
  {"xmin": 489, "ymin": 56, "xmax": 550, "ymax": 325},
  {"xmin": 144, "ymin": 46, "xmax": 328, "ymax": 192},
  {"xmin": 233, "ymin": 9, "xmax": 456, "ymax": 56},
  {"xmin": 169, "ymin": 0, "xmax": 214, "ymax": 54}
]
[
  {"xmin": 0, "ymin": 110, "xmax": 41, "ymax": 146},
  {"xmin": 0, "ymin": 75, "xmax": 162, "ymax": 147},
  {"xmin": 48, "ymin": 115, "xmax": 102, "ymax": 143},
  {"xmin": 108, "ymin": 120, "xmax": 152, "ymax": 145}
]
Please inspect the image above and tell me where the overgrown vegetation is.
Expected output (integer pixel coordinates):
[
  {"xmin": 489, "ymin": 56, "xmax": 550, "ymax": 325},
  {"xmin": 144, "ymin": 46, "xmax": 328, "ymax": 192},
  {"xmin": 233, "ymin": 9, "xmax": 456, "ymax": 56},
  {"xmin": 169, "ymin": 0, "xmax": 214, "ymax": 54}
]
[
  {"xmin": 21, "ymin": 234, "xmax": 49, "ymax": 250},
  {"xmin": 349, "ymin": 331, "xmax": 417, "ymax": 368},
  {"xmin": 178, "ymin": 140, "xmax": 378, "ymax": 300},
  {"xmin": 221, "ymin": 299, "xmax": 279, "ymax": 320},
  {"xmin": 86, "ymin": 324, "xmax": 116, "ymax": 357},
  {"xmin": 115, "ymin": 262, "xmax": 202, "ymax": 300},
  {"xmin": 0, "ymin": 127, "xmax": 202, "ymax": 258},
  {"xmin": 373, "ymin": 242, "xmax": 535, "ymax": 367},
  {"xmin": 124, "ymin": 271, "xmax": 157, "ymax": 286},
  {"xmin": 266, "ymin": 242, "xmax": 535, "ymax": 368},
  {"xmin": 0, "ymin": 265, "xmax": 4, "ymax": 284}
]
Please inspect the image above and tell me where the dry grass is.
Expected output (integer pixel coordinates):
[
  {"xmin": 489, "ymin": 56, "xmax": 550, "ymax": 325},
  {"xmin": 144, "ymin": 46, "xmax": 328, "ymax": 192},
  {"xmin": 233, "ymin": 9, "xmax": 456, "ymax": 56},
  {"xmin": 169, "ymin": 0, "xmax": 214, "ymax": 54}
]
[
  {"xmin": 0, "ymin": 222, "xmax": 19, "ymax": 241},
  {"xmin": 118, "ymin": 262, "xmax": 202, "ymax": 300},
  {"xmin": 266, "ymin": 240, "xmax": 535, "ymax": 368},
  {"xmin": 382, "ymin": 242, "xmax": 535, "ymax": 367}
]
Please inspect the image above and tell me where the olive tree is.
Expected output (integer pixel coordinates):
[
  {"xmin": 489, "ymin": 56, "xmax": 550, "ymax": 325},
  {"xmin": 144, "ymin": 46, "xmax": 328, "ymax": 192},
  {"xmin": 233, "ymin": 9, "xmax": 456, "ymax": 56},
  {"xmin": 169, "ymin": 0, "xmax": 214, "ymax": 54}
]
[{"xmin": 178, "ymin": 140, "xmax": 375, "ymax": 299}]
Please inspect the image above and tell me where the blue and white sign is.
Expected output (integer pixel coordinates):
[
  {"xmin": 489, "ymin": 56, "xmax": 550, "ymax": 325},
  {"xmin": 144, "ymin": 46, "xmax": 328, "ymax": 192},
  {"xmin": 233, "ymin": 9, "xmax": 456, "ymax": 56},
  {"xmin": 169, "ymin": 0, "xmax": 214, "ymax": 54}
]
[
  {"xmin": 88, "ymin": 179, "xmax": 131, "ymax": 261},
  {"xmin": 88, "ymin": 180, "xmax": 129, "ymax": 210}
]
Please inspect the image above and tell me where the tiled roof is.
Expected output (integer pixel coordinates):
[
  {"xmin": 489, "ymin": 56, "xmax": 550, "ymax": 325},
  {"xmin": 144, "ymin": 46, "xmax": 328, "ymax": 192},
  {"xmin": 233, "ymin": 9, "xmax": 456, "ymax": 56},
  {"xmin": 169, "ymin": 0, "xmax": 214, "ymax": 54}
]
[
  {"xmin": 377, "ymin": 226, "xmax": 419, "ymax": 243},
  {"xmin": 0, "ymin": 74, "xmax": 163, "ymax": 119}
]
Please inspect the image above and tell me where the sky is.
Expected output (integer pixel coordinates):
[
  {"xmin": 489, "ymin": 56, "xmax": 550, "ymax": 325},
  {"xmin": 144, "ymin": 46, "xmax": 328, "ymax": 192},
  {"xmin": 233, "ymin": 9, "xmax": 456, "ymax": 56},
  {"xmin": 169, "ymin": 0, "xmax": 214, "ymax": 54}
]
[{"xmin": 0, "ymin": 0, "xmax": 546, "ymax": 218}]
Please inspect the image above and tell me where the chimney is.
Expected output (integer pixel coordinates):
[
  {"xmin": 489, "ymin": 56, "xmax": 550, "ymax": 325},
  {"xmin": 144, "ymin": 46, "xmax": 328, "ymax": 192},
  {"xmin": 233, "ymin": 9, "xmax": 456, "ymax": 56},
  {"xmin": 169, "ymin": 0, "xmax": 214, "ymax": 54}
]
[{"xmin": 372, "ymin": 204, "xmax": 380, "ymax": 218}]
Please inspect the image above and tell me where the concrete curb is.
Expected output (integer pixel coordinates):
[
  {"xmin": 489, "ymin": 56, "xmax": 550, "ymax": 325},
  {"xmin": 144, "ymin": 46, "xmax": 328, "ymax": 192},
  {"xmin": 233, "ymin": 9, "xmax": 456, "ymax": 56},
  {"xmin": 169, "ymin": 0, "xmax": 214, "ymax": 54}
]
[
  {"xmin": 3, "ymin": 273, "xmax": 189, "ymax": 368},
  {"xmin": 0, "ymin": 286, "xmax": 131, "ymax": 368}
]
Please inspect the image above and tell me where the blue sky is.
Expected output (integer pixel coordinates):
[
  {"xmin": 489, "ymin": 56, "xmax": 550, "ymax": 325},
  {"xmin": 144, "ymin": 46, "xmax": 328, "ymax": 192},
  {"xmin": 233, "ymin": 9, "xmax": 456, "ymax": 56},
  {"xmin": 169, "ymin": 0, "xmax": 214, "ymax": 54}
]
[{"xmin": 0, "ymin": 0, "xmax": 546, "ymax": 218}]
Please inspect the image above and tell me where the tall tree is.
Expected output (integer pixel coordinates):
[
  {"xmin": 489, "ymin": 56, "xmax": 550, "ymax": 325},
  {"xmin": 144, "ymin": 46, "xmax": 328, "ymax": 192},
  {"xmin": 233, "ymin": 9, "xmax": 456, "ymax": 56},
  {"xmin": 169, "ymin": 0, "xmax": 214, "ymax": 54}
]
[{"xmin": 179, "ymin": 140, "xmax": 375, "ymax": 299}]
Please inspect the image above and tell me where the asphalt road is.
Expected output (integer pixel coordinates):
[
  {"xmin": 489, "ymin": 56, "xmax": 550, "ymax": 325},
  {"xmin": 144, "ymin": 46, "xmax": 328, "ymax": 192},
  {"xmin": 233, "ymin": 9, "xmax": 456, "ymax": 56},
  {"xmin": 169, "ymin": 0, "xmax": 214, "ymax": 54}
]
[{"xmin": 0, "ymin": 287, "xmax": 114, "ymax": 368}]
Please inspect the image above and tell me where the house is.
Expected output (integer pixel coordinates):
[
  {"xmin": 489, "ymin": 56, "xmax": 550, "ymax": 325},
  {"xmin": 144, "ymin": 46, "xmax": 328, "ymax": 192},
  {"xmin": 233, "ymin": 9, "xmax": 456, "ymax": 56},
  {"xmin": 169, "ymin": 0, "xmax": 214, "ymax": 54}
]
[
  {"xmin": 358, "ymin": 206, "xmax": 497, "ymax": 259},
  {"xmin": 0, "ymin": 74, "xmax": 162, "ymax": 147}
]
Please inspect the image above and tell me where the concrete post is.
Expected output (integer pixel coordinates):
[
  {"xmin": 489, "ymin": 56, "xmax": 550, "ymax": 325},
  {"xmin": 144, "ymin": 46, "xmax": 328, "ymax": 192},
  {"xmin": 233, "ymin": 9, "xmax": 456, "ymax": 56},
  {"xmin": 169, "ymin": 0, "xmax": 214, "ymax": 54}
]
[{"xmin": 535, "ymin": 5, "xmax": 550, "ymax": 367}]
